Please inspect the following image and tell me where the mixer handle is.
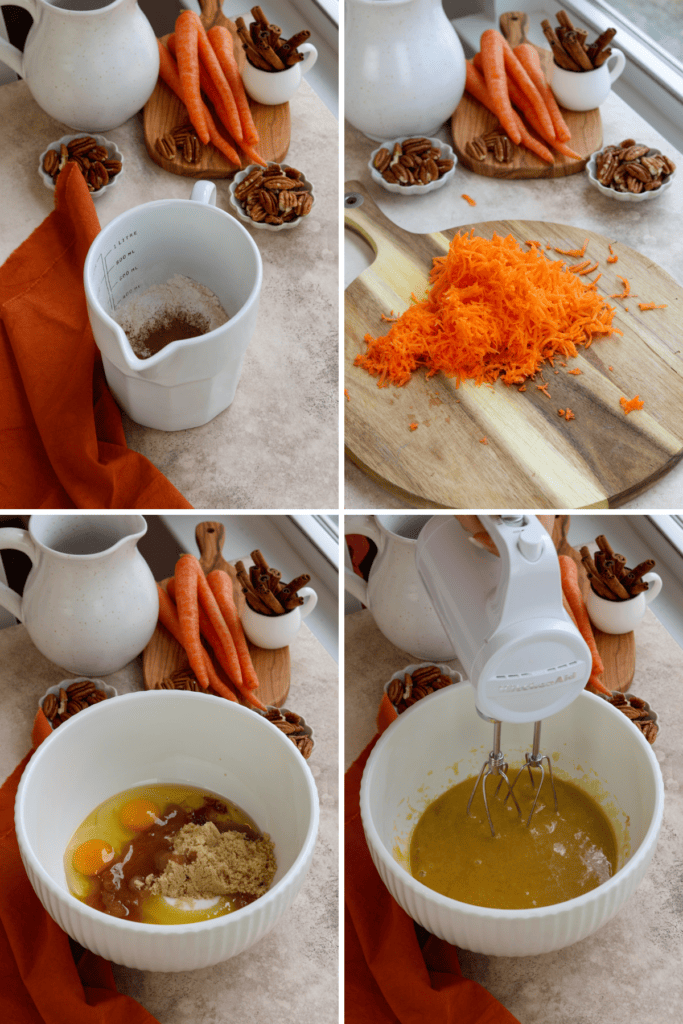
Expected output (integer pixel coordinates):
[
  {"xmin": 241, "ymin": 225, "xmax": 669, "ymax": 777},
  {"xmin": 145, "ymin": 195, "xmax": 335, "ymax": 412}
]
[{"xmin": 480, "ymin": 515, "xmax": 563, "ymax": 631}]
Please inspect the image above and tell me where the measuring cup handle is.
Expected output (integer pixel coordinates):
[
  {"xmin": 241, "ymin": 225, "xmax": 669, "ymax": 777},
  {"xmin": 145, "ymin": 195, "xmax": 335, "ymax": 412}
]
[{"xmin": 190, "ymin": 181, "xmax": 217, "ymax": 206}]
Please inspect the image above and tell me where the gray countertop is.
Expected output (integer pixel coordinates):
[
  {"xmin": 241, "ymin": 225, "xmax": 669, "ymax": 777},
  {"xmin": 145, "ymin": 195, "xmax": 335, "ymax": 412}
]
[
  {"xmin": 345, "ymin": 89, "xmax": 683, "ymax": 510},
  {"xmin": 0, "ymin": 77, "xmax": 338, "ymax": 509},
  {"xmin": 1, "ymin": 618, "xmax": 338, "ymax": 1024},
  {"xmin": 345, "ymin": 605, "xmax": 683, "ymax": 1022}
]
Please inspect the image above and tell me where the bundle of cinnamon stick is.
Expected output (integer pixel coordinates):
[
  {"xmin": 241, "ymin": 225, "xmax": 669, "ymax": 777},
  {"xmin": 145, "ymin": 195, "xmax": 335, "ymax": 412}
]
[
  {"xmin": 237, "ymin": 550, "xmax": 311, "ymax": 615},
  {"xmin": 542, "ymin": 10, "xmax": 616, "ymax": 72},
  {"xmin": 236, "ymin": 6, "xmax": 310, "ymax": 72},
  {"xmin": 580, "ymin": 535, "xmax": 655, "ymax": 601}
]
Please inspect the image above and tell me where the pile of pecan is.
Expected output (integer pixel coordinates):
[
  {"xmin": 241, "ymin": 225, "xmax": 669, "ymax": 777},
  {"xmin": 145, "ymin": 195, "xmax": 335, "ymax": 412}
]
[
  {"xmin": 42, "ymin": 680, "xmax": 108, "ymax": 728},
  {"xmin": 233, "ymin": 163, "xmax": 313, "ymax": 225},
  {"xmin": 466, "ymin": 127, "xmax": 512, "ymax": 165},
  {"xmin": 605, "ymin": 692, "xmax": 658, "ymax": 744},
  {"xmin": 155, "ymin": 123, "xmax": 202, "ymax": 165},
  {"xmin": 595, "ymin": 139, "xmax": 675, "ymax": 194},
  {"xmin": 42, "ymin": 136, "xmax": 122, "ymax": 193},
  {"xmin": 263, "ymin": 706, "xmax": 314, "ymax": 758},
  {"xmin": 387, "ymin": 664, "xmax": 453, "ymax": 714},
  {"xmin": 373, "ymin": 138, "xmax": 454, "ymax": 187},
  {"xmin": 156, "ymin": 667, "xmax": 204, "ymax": 691}
]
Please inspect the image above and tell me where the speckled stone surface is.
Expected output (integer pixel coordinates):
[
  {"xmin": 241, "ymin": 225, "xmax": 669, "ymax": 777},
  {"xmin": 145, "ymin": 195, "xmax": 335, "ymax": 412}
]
[
  {"xmin": 0, "ymin": 78, "xmax": 338, "ymax": 509},
  {"xmin": 345, "ymin": 604, "xmax": 683, "ymax": 1022},
  {"xmin": 1, "ymin": 617, "xmax": 338, "ymax": 1023},
  {"xmin": 345, "ymin": 91, "xmax": 683, "ymax": 510}
]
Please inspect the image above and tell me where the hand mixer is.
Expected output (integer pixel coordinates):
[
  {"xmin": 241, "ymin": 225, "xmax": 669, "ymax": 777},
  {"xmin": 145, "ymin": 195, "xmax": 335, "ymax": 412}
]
[{"xmin": 415, "ymin": 515, "xmax": 592, "ymax": 836}]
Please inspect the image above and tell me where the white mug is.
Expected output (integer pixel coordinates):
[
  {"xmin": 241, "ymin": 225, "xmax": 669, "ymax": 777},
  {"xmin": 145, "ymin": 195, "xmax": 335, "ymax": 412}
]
[
  {"xmin": 550, "ymin": 49, "xmax": 625, "ymax": 111},
  {"xmin": 241, "ymin": 588, "xmax": 318, "ymax": 649},
  {"xmin": 587, "ymin": 572, "xmax": 662, "ymax": 634},
  {"xmin": 242, "ymin": 43, "xmax": 317, "ymax": 105},
  {"xmin": 83, "ymin": 181, "xmax": 262, "ymax": 431}
]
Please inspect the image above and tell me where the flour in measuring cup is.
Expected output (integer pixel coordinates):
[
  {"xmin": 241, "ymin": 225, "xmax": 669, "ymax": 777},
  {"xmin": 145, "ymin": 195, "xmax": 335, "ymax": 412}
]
[{"xmin": 114, "ymin": 275, "xmax": 229, "ymax": 359}]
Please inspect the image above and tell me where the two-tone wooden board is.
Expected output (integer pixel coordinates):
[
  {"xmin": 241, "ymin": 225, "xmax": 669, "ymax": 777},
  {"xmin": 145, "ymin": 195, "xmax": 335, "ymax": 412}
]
[
  {"xmin": 452, "ymin": 11, "xmax": 601, "ymax": 179},
  {"xmin": 142, "ymin": 521, "xmax": 290, "ymax": 707},
  {"xmin": 143, "ymin": 0, "xmax": 290, "ymax": 177},
  {"xmin": 344, "ymin": 182, "xmax": 683, "ymax": 509}
]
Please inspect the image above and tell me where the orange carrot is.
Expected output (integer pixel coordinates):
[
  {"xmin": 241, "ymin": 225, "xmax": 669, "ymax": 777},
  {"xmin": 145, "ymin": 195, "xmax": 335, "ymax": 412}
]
[
  {"xmin": 558, "ymin": 555, "xmax": 609, "ymax": 693},
  {"xmin": 167, "ymin": 35, "xmax": 242, "ymax": 165},
  {"xmin": 170, "ymin": 560, "xmax": 211, "ymax": 690},
  {"xmin": 355, "ymin": 231, "xmax": 620, "ymax": 388},
  {"xmin": 513, "ymin": 43, "xmax": 571, "ymax": 142},
  {"xmin": 465, "ymin": 61, "xmax": 553, "ymax": 164},
  {"xmin": 478, "ymin": 33, "xmax": 522, "ymax": 144},
  {"xmin": 208, "ymin": 26, "xmax": 260, "ymax": 147},
  {"xmin": 505, "ymin": 73, "xmax": 581, "ymax": 160},
  {"xmin": 168, "ymin": 578, "xmax": 240, "ymax": 691},
  {"xmin": 499, "ymin": 34, "xmax": 555, "ymax": 141},
  {"xmin": 207, "ymin": 571, "xmax": 261, "ymax": 691},
  {"xmin": 188, "ymin": 13, "xmax": 244, "ymax": 143},
  {"xmin": 174, "ymin": 11, "xmax": 210, "ymax": 144}
]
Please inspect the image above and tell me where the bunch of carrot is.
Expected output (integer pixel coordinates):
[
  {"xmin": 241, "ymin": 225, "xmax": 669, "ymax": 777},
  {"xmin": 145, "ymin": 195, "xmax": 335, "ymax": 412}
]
[
  {"xmin": 157, "ymin": 554, "xmax": 266, "ymax": 711},
  {"xmin": 465, "ymin": 29, "xmax": 581, "ymax": 164},
  {"xmin": 157, "ymin": 10, "xmax": 264, "ymax": 168}
]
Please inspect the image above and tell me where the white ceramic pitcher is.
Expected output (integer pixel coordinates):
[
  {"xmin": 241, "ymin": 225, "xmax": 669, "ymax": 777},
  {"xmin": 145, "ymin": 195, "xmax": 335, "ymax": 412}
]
[
  {"xmin": 0, "ymin": 0, "xmax": 159, "ymax": 132},
  {"xmin": 345, "ymin": 0, "xmax": 467, "ymax": 140},
  {"xmin": 344, "ymin": 515, "xmax": 457, "ymax": 661},
  {"xmin": 0, "ymin": 515, "xmax": 159, "ymax": 675}
]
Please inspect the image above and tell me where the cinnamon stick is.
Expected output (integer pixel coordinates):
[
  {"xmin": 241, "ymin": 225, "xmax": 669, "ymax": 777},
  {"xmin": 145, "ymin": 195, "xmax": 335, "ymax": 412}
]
[
  {"xmin": 562, "ymin": 30, "xmax": 595, "ymax": 71},
  {"xmin": 602, "ymin": 569, "xmax": 631, "ymax": 600},
  {"xmin": 255, "ymin": 574, "xmax": 287, "ymax": 614},
  {"xmin": 556, "ymin": 9, "xmax": 575, "ymax": 30},
  {"xmin": 587, "ymin": 27, "xmax": 616, "ymax": 62},
  {"xmin": 542, "ymin": 21, "xmax": 582, "ymax": 70},
  {"xmin": 595, "ymin": 534, "xmax": 615, "ymax": 558},
  {"xmin": 593, "ymin": 47, "xmax": 612, "ymax": 68},
  {"xmin": 286, "ymin": 30, "xmax": 311, "ymax": 50},
  {"xmin": 251, "ymin": 5, "xmax": 270, "ymax": 28},
  {"xmin": 251, "ymin": 549, "xmax": 269, "ymax": 570}
]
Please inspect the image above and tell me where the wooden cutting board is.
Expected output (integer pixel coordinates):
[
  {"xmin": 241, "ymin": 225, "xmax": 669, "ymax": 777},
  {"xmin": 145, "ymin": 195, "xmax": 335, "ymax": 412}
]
[
  {"xmin": 344, "ymin": 182, "xmax": 683, "ymax": 509},
  {"xmin": 143, "ymin": 0, "xmax": 290, "ymax": 177},
  {"xmin": 142, "ymin": 521, "xmax": 290, "ymax": 706},
  {"xmin": 552, "ymin": 516, "xmax": 635, "ymax": 691},
  {"xmin": 452, "ymin": 11, "xmax": 601, "ymax": 178}
]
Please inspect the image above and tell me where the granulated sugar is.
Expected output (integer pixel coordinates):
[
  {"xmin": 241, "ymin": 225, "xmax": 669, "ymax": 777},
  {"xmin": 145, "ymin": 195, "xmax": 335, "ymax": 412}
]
[{"xmin": 114, "ymin": 274, "xmax": 229, "ymax": 359}]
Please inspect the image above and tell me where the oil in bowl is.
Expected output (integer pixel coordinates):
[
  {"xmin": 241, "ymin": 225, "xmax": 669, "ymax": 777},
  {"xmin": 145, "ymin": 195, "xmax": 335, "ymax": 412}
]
[
  {"xmin": 65, "ymin": 783, "xmax": 276, "ymax": 924},
  {"xmin": 409, "ymin": 773, "xmax": 617, "ymax": 910}
]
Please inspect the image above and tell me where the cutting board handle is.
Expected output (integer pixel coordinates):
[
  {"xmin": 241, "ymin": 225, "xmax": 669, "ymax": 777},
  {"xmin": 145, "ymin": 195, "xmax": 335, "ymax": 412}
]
[
  {"xmin": 499, "ymin": 11, "xmax": 530, "ymax": 46},
  {"xmin": 195, "ymin": 521, "xmax": 228, "ymax": 574},
  {"xmin": 345, "ymin": 182, "xmax": 411, "ymax": 280}
]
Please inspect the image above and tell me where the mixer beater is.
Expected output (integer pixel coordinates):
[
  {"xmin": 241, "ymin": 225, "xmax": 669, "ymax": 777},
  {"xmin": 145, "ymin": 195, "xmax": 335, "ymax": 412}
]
[{"xmin": 416, "ymin": 514, "xmax": 592, "ymax": 838}]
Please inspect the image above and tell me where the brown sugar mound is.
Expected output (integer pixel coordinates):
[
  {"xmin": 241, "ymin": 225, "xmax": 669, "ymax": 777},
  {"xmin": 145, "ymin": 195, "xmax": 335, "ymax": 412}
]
[{"xmin": 147, "ymin": 821, "xmax": 276, "ymax": 900}]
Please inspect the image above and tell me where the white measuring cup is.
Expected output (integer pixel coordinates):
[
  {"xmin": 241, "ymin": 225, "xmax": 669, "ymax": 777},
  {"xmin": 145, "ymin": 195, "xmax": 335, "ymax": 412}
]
[{"xmin": 83, "ymin": 181, "xmax": 262, "ymax": 431}]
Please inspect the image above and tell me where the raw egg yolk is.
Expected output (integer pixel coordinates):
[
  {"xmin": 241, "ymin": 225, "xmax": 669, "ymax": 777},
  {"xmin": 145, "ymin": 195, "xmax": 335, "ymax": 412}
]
[
  {"xmin": 73, "ymin": 839, "xmax": 115, "ymax": 876},
  {"xmin": 120, "ymin": 798, "xmax": 159, "ymax": 832}
]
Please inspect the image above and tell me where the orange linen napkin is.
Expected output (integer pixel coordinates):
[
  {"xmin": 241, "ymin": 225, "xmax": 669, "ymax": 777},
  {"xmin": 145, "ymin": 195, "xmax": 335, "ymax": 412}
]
[
  {"xmin": 346, "ymin": 731, "xmax": 521, "ymax": 1024},
  {"xmin": 0, "ymin": 709, "xmax": 160, "ymax": 1024},
  {"xmin": 0, "ymin": 163, "xmax": 192, "ymax": 509}
]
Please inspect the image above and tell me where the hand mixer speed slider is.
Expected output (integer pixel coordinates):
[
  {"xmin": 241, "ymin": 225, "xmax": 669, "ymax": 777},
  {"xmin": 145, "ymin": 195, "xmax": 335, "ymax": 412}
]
[{"xmin": 415, "ymin": 515, "xmax": 592, "ymax": 835}]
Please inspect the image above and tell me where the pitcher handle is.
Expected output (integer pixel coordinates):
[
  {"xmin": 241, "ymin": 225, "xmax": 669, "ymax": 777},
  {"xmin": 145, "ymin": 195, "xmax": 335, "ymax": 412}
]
[
  {"xmin": 0, "ymin": 0, "xmax": 37, "ymax": 77},
  {"xmin": 298, "ymin": 587, "xmax": 318, "ymax": 621},
  {"xmin": 344, "ymin": 515, "xmax": 382, "ymax": 606},
  {"xmin": 0, "ymin": 527, "xmax": 37, "ymax": 621},
  {"xmin": 298, "ymin": 42, "xmax": 318, "ymax": 76},
  {"xmin": 607, "ymin": 48, "xmax": 626, "ymax": 84},
  {"xmin": 190, "ymin": 180, "xmax": 217, "ymax": 205}
]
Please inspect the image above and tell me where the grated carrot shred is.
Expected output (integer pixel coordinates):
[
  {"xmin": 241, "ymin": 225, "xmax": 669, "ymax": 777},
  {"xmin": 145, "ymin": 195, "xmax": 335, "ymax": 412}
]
[
  {"xmin": 568, "ymin": 260, "xmax": 591, "ymax": 273},
  {"xmin": 344, "ymin": 388, "xmax": 350, "ymax": 401},
  {"xmin": 638, "ymin": 302, "xmax": 667, "ymax": 310},
  {"xmin": 611, "ymin": 276, "xmax": 633, "ymax": 299},
  {"xmin": 525, "ymin": 240, "xmax": 542, "ymax": 248},
  {"xmin": 607, "ymin": 244, "xmax": 618, "ymax": 264},
  {"xmin": 409, "ymin": 422, "xmax": 418, "ymax": 430},
  {"xmin": 461, "ymin": 194, "xmax": 477, "ymax": 206},
  {"xmin": 576, "ymin": 261, "xmax": 599, "ymax": 276},
  {"xmin": 355, "ymin": 232, "xmax": 621, "ymax": 388},
  {"xmin": 568, "ymin": 368, "xmax": 582, "ymax": 375},
  {"xmin": 555, "ymin": 239, "xmax": 588, "ymax": 258},
  {"xmin": 620, "ymin": 395, "xmax": 644, "ymax": 414},
  {"xmin": 565, "ymin": 409, "xmax": 575, "ymax": 421},
  {"xmin": 480, "ymin": 437, "xmax": 489, "ymax": 444}
]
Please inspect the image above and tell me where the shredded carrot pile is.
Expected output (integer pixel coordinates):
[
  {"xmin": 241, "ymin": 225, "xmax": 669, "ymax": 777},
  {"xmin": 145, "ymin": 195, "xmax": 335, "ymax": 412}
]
[
  {"xmin": 355, "ymin": 231, "xmax": 621, "ymax": 388},
  {"xmin": 461, "ymin": 194, "xmax": 477, "ymax": 206},
  {"xmin": 638, "ymin": 302, "xmax": 667, "ymax": 310},
  {"xmin": 555, "ymin": 239, "xmax": 588, "ymax": 258},
  {"xmin": 620, "ymin": 394, "xmax": 644, "ymax": 414}
]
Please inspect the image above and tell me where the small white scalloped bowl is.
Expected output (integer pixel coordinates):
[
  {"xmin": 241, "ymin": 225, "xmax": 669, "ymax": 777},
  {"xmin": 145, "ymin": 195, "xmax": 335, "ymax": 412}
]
[
  {"xmin": 38, "ymin": 134, "xmax": 123, "ymax": 199},
  {"xmin": 39, "ymin": 678, "xmax": 118, "ymax": 730},
  {"xmin": 586, "ymin": 147, "xmax": 675, "ymax": 203},
  {"xmin": 228, "ymin": 163, "xmax": 314, "ymax": 231},
  {"xmin": 16, "ymin": 690, "xmax": 319, "ymax": 971},
  {"xmin": 368, "ymin": 137, "xmax": 456, "ymax": 195},
  {"xmin": 383, "ymin": 662, "xmax": 462, "ymax": 706},
  {"xmin": 362, "ymin": 680, "xmax": 663, "ymax": 956}
]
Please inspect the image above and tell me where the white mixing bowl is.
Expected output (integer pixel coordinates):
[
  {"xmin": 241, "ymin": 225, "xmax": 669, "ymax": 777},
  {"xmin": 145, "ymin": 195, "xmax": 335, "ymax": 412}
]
[
  {"xmin": 15, "ymin": 691, "xmax": 319, "ymax": 971},
  {"xmin": 361, "ymin": 682, "xmax": 663, "ymax": 956}
]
